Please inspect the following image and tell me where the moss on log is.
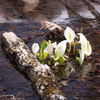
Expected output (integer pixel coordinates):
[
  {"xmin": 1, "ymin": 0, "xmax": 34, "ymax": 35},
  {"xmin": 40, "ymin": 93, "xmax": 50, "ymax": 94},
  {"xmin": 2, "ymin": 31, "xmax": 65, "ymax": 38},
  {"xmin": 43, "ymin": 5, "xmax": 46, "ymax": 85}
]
[{"xmin": 1, "ymin": 32, "xmax": 67, "ymax": 100}]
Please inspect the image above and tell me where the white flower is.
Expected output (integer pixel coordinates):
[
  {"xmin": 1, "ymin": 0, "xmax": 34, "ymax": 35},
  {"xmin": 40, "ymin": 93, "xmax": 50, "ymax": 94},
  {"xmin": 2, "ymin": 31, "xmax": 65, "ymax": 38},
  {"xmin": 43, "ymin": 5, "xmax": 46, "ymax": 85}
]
[
  {"xmin": 32, "ymin": 43, "xmax": 39, "ymax": 56},
  {"xmin": 64, "ymin": 27, "xmax": 76, "ymax": 43},
  {"xmin": 78, "ymin": 33, "xmax": 92, "ymax": 56},
  {"xmin": 78, "ymin": 33, "xmax": 92, "ymax": 65},
  {"xmin": 55, "ymin": 40, "xmax": 67, "ymax": 56},
  {"xmin": 44, "ymin": 42, "xmax": 57, "ymax": 55}
]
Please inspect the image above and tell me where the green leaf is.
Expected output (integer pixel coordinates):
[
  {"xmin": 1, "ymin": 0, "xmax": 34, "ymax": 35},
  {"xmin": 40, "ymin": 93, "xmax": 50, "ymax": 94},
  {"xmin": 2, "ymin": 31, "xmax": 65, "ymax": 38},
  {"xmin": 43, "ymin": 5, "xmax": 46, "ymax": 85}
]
[
  {"xmin": 59, "ymin": 56, "xmax": 66, "ymax": 65},
  {"xmin": 54, "ymin": 51, "xmax": 60, "ymax": 61},
  {"xmin": 54, "ymin": 51, "xmax": 66, "ymax": 65},
  {"xmin": 38, "ymin": 41, "xmax": 48, "ymax": 62},
  {"xmin": 76, "ymin": 57, "xmax": 81, "ymax": 65},
  {"xmin": 47, "ymin": 61, "xmax": 51, "ymax": 66},
  {"xmin": 76, "ymin": 49, "xmax": 80, "ymax": 56}
]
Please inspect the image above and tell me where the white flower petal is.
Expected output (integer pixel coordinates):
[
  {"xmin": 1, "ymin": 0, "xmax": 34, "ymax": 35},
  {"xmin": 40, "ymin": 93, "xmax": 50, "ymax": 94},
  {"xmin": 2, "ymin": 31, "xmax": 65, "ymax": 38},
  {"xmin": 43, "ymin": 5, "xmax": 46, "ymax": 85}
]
[
  {"xmin": 78, "ymin": 33, "xmax": 87, "ymax": 43},
  {"xmin": 80, "ymin": 50, "xmax": 84, "ymax": 65},
  {"xmin": 44, "ymin": 44, "xmax": 54, "ymax": 55},
  {"xmin": 32, "ymin": 43, "xmax": 39, "ymax": 56},
  {"xmin": 78, "ymin": 33, "xmax": 92, "ymax": 56},
  {"xmin": 44, "ymin": 42, "xmax": 57, "ymax": 55},
  {"xmin": 84, "ymin": 41, "xmax": 92, "ymax": 56},
  {"xmin": 64, "ymin": 27, "xmax": 75, "ymax": 43},
  {"xmin": 51, "ymin": 42, "xmax": 57, "ymax": 48},
  {"xmin": 55, "ymin": 40, "xmax": 67, "ymax": 56}
]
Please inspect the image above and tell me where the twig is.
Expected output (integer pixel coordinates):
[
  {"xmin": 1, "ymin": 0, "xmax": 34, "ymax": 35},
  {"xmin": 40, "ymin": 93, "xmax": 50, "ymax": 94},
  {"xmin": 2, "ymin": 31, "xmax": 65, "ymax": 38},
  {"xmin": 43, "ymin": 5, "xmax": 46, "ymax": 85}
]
[{"xmin": 0, "ymin": 95, "xmax": 16, "ymax": 100}]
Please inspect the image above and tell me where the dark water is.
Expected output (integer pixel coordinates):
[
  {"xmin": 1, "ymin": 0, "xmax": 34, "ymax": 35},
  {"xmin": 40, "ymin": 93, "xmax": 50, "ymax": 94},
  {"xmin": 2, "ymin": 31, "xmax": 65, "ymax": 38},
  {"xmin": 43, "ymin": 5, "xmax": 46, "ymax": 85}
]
[{"xmin": 0, "ymin": 0, "xmax": 100, "ymax": 100}]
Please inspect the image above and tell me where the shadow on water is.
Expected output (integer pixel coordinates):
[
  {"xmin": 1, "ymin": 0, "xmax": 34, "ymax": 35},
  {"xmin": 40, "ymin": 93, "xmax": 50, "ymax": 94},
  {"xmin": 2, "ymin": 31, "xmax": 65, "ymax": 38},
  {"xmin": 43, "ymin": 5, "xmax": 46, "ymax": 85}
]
[{"xmin": 0, "ymin": 0, "xmax": 100, "ymax": 100}]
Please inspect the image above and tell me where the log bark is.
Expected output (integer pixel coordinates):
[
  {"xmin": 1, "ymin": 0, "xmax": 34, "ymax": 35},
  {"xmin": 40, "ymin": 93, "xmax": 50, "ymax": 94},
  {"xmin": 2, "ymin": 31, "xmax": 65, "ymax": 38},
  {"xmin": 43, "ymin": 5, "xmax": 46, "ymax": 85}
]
[
  {"xmin": 41, "ymin": 21, "xmax": 65, "ymax": 40},
  {"xmin": 1, "ymin": 32, "xmax": 67, "ymax": 100},
  {"xmin": 41, "ymin": 21, "xmax": 64, "ymax": 33}
]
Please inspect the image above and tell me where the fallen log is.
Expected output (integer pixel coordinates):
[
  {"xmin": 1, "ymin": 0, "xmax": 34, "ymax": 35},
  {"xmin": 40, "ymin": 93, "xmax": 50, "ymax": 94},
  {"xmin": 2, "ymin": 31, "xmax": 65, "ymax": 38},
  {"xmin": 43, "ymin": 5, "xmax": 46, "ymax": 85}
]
[{"xmin": 1, "ymin": 32, "xmax": 67, "ymax": 100}]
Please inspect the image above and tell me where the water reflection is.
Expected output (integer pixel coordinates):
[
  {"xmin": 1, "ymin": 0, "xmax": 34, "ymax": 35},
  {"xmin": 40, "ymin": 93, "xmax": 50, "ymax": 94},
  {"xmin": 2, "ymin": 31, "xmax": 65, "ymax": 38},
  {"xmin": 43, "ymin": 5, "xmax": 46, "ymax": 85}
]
[
  {"xmin": 0, "ymin": 0, "xmax": 27, "ymax": 23},
  {"xmin": 23, "ymin": 0, "xmax": 39, "ymax": 12},
  {"xmin": 0, "ymin": 0, "xmax": 100, "ymax": 26},
  {"xmin": 64, "ymin": 0, "xmax": 95, "ymax": 19},
  {"xmin": 81, "ymin": 63, "xmax": 92, "ymax": 77},
  {"xmin": 90, "ymin": 1, "xmax": 100, "ymax": 13},
  {"xmin": 51, "ymin": 8, "xmax": 69, "ymax": 24}
]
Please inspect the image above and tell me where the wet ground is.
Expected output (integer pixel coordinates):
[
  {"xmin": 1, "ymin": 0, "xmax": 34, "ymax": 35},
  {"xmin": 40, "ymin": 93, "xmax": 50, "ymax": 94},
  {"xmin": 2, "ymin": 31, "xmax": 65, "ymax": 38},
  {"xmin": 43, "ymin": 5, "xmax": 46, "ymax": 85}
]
[{"xmin": 0, "ymin": 0, "xmax": 100, "ymax": 100}]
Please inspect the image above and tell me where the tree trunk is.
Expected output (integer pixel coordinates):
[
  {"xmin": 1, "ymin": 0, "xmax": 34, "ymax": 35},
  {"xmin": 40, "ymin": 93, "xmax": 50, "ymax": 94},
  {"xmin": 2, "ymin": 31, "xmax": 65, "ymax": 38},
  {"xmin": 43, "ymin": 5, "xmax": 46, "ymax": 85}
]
[{"xmin": 1, "ymin": 32, "xmax": 67, "ymax": 100}]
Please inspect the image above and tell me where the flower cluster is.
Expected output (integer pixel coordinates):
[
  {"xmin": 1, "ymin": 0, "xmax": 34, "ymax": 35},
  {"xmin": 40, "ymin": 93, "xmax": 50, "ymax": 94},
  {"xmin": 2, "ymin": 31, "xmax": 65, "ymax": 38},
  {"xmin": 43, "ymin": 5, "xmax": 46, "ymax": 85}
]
[{"xmin": 32, "ymin": 27, "xmax": 92, "ymax": 66}]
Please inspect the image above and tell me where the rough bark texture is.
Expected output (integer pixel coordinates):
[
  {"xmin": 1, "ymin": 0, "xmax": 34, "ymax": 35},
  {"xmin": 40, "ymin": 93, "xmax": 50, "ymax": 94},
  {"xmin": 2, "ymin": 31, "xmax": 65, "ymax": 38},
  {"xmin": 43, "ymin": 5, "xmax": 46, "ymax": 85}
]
[
  {"xmin": 41, "ymin": 21, "xmax": 64, "ymax": 32},
  {"xmin": 41, "ymin": 21, "xmax": 65, "ymax": 40},
  {"xmin": 1, "ymin": 32, "xmax": 67, "ymax": 100}
]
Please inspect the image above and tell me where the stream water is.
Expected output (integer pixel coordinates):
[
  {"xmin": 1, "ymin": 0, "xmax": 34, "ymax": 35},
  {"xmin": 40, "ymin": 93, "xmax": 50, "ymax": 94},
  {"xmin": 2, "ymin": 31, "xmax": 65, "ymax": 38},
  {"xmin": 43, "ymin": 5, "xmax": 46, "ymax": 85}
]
[{"xmin": 0, "ymin": 0, "xmax": 100, "ymax": 100}]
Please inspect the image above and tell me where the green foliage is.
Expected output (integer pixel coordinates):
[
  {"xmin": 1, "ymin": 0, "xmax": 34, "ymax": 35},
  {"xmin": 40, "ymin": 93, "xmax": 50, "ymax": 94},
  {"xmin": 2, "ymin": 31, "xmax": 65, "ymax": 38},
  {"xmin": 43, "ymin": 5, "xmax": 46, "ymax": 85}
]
[
  {"xmin": 76, "ymin": 57, "xmax": 81, "ymax": 65},
  {"xmin": 54, "ymin": 51, "xmax": 66, "ymax": 65},
  {"xmin": 38, "ymin": 41, "xmax": 49, "ymax": 62}
]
